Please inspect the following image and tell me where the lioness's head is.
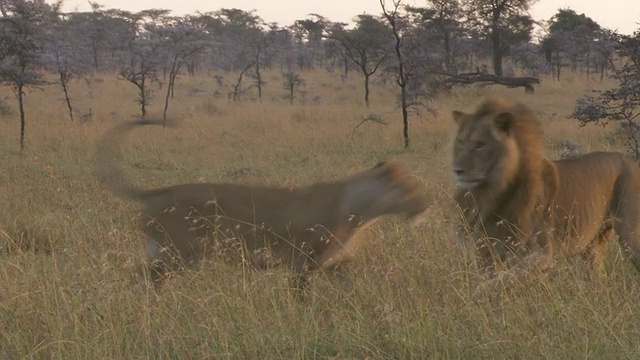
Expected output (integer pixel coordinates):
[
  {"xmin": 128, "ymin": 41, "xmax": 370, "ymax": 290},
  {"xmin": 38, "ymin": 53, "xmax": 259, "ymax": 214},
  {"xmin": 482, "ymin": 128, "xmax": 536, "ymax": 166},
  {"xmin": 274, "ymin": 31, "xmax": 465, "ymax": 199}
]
[
  {"xmin": 451, "ymin": 98, "xmax": 545, "ymax": 190},
  {"xmin": 349, "ymin": 161, "xmax": 429, "ymax": 220}
]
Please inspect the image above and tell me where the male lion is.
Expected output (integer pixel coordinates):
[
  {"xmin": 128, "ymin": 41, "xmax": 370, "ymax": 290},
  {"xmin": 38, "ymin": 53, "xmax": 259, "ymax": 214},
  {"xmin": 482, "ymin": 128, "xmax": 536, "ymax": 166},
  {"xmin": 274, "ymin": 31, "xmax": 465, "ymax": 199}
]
[
  {"xmin": 451, "ymin": 98, "xmax": 640, "ymax": 298},
  {"xmin": 95, "ymin": 118, "xmax": 429, "ymax": 294}
]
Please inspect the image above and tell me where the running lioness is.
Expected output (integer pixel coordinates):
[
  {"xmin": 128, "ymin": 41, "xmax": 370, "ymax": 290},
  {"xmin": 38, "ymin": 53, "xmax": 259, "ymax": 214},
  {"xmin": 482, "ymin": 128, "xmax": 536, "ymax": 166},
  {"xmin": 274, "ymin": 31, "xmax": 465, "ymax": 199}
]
[{"xmin": 96, "ymin": 118, "xmax": 429, "ymax": 293}]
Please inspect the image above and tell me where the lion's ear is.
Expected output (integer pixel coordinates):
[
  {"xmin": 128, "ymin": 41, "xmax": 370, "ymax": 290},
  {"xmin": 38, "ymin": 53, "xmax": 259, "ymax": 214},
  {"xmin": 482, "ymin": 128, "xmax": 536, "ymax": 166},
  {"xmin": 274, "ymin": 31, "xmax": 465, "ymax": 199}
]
[
  {"xmin": 494, "ymin": 112, "xmax": 514, "ymax": 133},
  {"xmin": 452, "ymin": 111, "xmax": 466, "ymax": 125}
]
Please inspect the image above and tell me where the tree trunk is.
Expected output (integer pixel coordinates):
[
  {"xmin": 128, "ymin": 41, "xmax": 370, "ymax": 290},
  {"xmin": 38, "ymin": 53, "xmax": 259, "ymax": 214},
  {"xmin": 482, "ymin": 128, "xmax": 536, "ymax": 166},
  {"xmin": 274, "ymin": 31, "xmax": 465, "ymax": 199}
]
[
  {"xmin": 393, "ymin": 29, "xmax": 409, "ymax": 147},
  {"xmin": 383, "ymin": 5, "xmax": 410, "ymax": 148},
  {"xmin": 443, "ymin": 31, "xmax": 452, "ymax": 72},
  {"xmin": 255, "ymin": 56, "xmax": 262, "ymax": 101},
  {"xmin": 0, "ymin": 0, "xmax": 8, "ymax": 17},
  {"xmin": 491, "ymin": 27, "xmax": 503, "ymax": 76},
  {"xmin": 364, "ymin": 73, "xmax": 370, "ymax": 107},
  {"xmin": 401, "ymin": 87, "xmax": 409, "ymax": 148},
  {"xmin": 289, "ymin": 83, "xmax": 294, "ymax": 104},
  {"xmin": 586, "ymin": 49, "xmax": 591, "ymax": 79},
  {"xmin": 18, "ymin": 83, "xmax": 25, "ymax": 151},
  {"xmin": 139, "ymin": 77, "xmax": 147, "ymax": 118},
  {"xmin": 343, "ymin": 51, "xmax": 349, "ymax": 75},
  {"xmin": 232, "ymin": 62, "xmax": 255, "ymax": 102},
  {"xmin": 544, "ymin": 48, "xmax": 552, "ymax": 65},
  {"xmin": 163, "ymin": 61, "xmax": 179, "ymax": 124},
  {"xmin": 555, "ymin": 51, "xmax": 561, "ymax": 81},
  {"xmin": 91, "ymin": 41, "xmax": 100, "ymax": 70},
  {"xmin": 60, "ymin": 73, "xmax": 74, "ymax": 121}
]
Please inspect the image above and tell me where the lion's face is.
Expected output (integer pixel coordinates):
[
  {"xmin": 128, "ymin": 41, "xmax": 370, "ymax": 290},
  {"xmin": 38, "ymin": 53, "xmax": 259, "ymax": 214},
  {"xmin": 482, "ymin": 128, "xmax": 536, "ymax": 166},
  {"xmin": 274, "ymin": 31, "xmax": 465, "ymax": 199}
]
[{"xmin": 451, "ymin": 109, "xmax": 520, "ymax": 190}]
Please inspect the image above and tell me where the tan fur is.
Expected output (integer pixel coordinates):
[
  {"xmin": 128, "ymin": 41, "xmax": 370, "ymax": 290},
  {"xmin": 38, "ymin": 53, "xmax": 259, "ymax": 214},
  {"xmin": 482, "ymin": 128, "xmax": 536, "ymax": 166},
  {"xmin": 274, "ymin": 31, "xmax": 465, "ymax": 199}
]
[
  {"xmin": 452, "ymin": 98, "xmax": 640, "ymax": 299},
  {"xmin": 95, "ymin": 119, "xmax": 429, "ymax": 293}
]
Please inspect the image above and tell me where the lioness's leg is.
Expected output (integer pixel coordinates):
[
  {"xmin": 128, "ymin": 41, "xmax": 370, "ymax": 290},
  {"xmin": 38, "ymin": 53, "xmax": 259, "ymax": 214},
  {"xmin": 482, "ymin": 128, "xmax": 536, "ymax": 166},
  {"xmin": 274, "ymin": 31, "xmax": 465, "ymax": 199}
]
[
  {"xmin": 320, "ymin": 259, "xmax": 358, "ymax": 294},
  {"xmin": 145, "ymin": 235, "xmax": 170, "ymax": 290},
  {"xmin": 149, "ymin": 260, "xmax": 168, "ymax": 290},
  {"xmin": 324, "ymin": 259, "xmax": 354, "ymax": 280},
  {"xmin": 290, "ymin": 256, "xmax": 314, "ymax": 300},
  {"xmin": 580, "ymin": 226, "xmax": 612, "ymax": 277}
]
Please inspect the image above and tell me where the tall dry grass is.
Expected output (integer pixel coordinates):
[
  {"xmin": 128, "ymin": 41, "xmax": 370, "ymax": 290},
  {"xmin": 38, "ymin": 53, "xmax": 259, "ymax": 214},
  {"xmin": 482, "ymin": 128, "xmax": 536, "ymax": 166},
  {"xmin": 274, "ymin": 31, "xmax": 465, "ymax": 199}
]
[{"xmin": 0, "ymin": 69, "xmax": 638, "ymax": 359}]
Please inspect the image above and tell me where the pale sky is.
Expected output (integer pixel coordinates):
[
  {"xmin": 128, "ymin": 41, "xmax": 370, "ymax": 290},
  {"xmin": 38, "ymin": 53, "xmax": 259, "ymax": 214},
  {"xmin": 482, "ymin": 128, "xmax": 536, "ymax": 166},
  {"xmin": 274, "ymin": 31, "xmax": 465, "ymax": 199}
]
[{"xmin": 62, "ymin": 0, "xmax": 639, "ymax": 35}]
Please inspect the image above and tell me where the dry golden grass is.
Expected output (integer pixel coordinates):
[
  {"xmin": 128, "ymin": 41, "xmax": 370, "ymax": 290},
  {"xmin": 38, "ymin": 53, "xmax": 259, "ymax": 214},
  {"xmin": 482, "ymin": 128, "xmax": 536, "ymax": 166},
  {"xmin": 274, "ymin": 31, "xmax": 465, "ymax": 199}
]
[{"xmin": 0, "ymin": 69, "xmax": 639, "ymax": 359}]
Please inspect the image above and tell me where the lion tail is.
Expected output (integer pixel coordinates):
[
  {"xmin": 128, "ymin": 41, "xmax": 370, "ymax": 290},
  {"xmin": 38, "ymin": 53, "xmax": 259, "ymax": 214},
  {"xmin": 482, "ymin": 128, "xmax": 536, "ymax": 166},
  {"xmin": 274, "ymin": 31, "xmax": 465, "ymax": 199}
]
[{"xmin": 95, "ymin": 118, "xmax": 174, "ymax": 201}]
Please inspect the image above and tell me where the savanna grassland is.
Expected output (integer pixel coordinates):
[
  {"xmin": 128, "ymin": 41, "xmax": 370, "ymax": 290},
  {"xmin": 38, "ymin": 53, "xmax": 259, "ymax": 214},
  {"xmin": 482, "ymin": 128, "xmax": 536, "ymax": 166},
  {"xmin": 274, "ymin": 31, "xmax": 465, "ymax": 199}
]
[{"xmin": 1, "ymin": 69, "xmax": 639, "ymax": 359}]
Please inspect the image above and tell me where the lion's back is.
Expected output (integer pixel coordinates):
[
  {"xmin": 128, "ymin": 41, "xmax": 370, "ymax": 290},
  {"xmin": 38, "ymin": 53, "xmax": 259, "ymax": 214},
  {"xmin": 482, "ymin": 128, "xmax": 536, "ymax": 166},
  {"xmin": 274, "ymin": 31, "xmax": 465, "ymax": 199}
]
[
  {"xmin": 552, "ymin": 152, "xmax": 640, "ymax": 250},
  {"xmin": 553, "ymin": 152, "xmax": 631, "ymax": 205}
]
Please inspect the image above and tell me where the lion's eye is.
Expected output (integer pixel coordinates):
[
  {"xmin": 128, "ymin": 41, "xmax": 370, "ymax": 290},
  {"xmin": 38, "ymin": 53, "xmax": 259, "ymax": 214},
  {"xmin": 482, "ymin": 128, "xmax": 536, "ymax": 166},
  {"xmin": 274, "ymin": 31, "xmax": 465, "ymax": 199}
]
[{"xmin": 474, "ymin": 141, "xmax": 486, "ymax": 150}]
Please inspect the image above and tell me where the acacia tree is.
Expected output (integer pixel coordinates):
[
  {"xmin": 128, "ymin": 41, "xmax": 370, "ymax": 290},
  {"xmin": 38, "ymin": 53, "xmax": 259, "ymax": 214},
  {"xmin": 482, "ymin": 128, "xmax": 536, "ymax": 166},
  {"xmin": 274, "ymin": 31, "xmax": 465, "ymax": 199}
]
[
  {"xmin": 592, "ymin": 29, "xmax": 616, "ymax": 82},
  {"xmin": 466, "ymin": 0, "xmax": 537, "ymax": 76},
  {"xmin": 211, "ymin": 8, "xmax": 263, "ymax": 71},
  {"xmin": 118, "ymin": 11, "xmax": 163, "ymax": 118},
  {"xmin": 251, "ymin": 24, "xmax": 282, "ymax": 101},
  {"xmin": 82, "ymin": 2, "xmax": 137, "ymax": 71},
  {"xmin": 0, "ymin": 0, "xmax": 56, "ymax": 150},
  {"xmin": 541, "ymin": 9, "xmax": 603, "ymax": 80},
  {"xmin": 406, "ymin": 0, "xmax": 466, "ymax": 72},
  {"xmin": 282, "ymin": 69, "xmax": 305, "ymax": 104},
  {"xmin": 323, "ymin": 23, "xmax": 350, "ymax": 74},
  {"xmin": 380, "ymin": 0, "xmax": 445, "ymax": 148},
  {"xmin": 149, "ymin": 19, "xmax": 209, "ymax": 121},
  {"xmin": 571, "ymin": 31, "xmax": 640, "ymax": 158},
  {"xmin": 43, "ymin": 15, "xmax": 92, "ymax": 121},
  {"xmin": 380, "ymin": 0, "xmax": 410, "ymax": 147},
  {"xmin": 328, "ymin": 15, "xmax": 393, "ymax": 106},
  {"xmin": 201, "ymin": 8, "xmax": 268, "ymax": 100},
  {"xmin": 120, "ymin": 39, "xmax": 161, "ymax": 117},
  {"xmin": 290, "ymin": 14, "xmax": 326, "ymax": 70}
]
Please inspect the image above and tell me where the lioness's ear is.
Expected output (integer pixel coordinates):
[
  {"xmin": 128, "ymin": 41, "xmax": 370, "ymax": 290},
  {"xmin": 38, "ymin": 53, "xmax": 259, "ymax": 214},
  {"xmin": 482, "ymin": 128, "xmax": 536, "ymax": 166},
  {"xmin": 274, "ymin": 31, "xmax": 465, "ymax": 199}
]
[
  {"xmin": 452, "ymin": 110, "xmax": 466, "ymax": 125},
  {"xmin": 494, "ymin": 112, "xmax": 514, "ymax": 133}
]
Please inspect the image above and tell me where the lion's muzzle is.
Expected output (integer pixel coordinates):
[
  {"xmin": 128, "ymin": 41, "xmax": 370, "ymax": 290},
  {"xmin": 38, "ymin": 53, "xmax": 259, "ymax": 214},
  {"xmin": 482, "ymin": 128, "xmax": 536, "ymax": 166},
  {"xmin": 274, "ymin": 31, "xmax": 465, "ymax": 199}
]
[{"xmin": 453, "ymin": 167, "xmax": 485, "ymax": 189}]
